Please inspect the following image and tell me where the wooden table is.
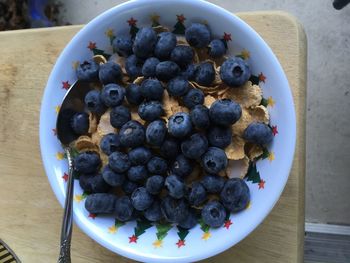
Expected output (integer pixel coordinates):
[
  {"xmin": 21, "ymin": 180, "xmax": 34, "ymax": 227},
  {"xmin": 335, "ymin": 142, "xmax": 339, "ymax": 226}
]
[{"xmin": 0, "ymin": 11, "xmax": 306, "ymax": 263}]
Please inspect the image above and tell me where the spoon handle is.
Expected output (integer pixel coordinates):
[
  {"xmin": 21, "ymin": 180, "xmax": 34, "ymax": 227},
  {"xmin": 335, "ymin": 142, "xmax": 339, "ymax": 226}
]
[{"xmin": 58, "ymin": 148, "xmax": 74, "ymax": 263}]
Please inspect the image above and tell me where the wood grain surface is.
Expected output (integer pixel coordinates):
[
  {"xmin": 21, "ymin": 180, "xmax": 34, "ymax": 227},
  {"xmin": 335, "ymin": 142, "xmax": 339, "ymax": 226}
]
[{"xmin": 0, "ymin": 11, "xmax": 306, "ymax": 263}]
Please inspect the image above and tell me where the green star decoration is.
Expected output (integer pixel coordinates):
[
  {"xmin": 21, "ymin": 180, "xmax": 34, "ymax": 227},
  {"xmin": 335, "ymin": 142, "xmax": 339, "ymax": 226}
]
[
  {"xmin": 199, "ymin": 218, "xmax": 210, "ymax": 233},
  {"xmin": 249, "ymin": 74, "xmax": 260, "ymax": 85},
  {"xmin": 134, "ymin": 219, "xmax": 152, "ymax": 237},
  {"xmin": 246, "ymin": 163, "xmax": 261, "ymax": 184},
  {"xmin": 177, "ymin": 226, "xmax": 189, "ymax": 241},
  {"xmin": 156, "ymin": 223, "xmax": 172, "ymax": 240}
]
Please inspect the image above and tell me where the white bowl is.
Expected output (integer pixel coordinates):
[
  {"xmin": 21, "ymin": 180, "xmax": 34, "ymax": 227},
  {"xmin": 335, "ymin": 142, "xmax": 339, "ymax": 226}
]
[{"xmin": 39, "ymin": 0, "xmax": 296, "ymax": 262}]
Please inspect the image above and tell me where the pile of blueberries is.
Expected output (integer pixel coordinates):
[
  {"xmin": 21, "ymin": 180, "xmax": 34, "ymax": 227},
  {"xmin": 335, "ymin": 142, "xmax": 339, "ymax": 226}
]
[{"xmin": 71, "ymin": 23, "xmax": 273, "ymax": 229}]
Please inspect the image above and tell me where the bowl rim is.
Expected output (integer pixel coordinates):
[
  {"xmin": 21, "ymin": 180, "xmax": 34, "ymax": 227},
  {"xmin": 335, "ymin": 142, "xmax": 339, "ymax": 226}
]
[{"xmin": 39, "ymin": 0, "xmax": 296, "ymax": 262}]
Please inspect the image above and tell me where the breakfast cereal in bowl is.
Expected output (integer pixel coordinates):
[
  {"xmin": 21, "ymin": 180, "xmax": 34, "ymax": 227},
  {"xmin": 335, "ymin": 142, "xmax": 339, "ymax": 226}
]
[{"xmin": 40, "ymin": 0, "xmax": 295, "ymax": 262}]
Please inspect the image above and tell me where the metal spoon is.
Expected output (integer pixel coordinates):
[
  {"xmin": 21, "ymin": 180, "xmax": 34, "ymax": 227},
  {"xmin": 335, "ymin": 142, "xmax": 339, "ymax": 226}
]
[{"xmin": 56, "ymin": 80, "xmax": 100, "ymax": 263}]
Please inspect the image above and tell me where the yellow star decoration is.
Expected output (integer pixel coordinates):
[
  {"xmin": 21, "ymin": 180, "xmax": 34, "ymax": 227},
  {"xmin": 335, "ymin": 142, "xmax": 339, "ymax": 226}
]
[
  {"xmin": 55, "ymin": 152, "xmax": 64, "ymax": 160},
  {"xmin": 55, "ymin": 105, "xmax": 61, "ymax": 114},
  {"xmin": 268, "ymin": 151, "xmax": 275, "ymax": 162},
  {"xmin": 152, "ymin": 239, "xmax": 163, "ymax": 248},
  {"xmin": 150, "ymin": 13, "xmax": 160, "ymax": 24},
  {"xmin": 202, "ymin": 232, "xmax": 211, "ymax": 240},
  {"xmin": 246, "ymin": 201, "xmax": 252, "ymax": 209},
  {"xmin": 74, "ymin": 194, "xmax": 84, "ymax": 203},
  {"xmin": 72, "ymin": 61, "xmax": 79, "ymax": 70},
  {"xmin": 108, "ymin": 225, "xmax": 117, "ymax": 234},
  {"xmin": 267, "ymin": 96, "xmax": 275, "ymax": 107},
  {"xmin": 105, "ymin": 28, "xmax": 114, "ymax": 38},
  {"xmin": 240, "ymin": 49, "xmax": 250, "ymax": 60}
]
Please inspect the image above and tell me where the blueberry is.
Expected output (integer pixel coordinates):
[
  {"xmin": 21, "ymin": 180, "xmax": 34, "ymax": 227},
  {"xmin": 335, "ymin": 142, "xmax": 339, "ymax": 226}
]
[
  {"xmin": 125, "ymin": 54, "xmax": 142, "ymax": 79},
  {"xmin": 126, "ymin": 83, "xmax": 143, "ymax": 105},
  {"xmin": 183, "ymin": 89, "xmax": 204, "ymax": 109},
  {"xmin": 201, "ymin": 174, "xmax": 225, "ymax": 193},
  {"xmin": 71, "ymin": 112, "xmax": 89, "ymax": 135},
  {"xmin": 160, "ymin": 138, "xmax": 180, "ymax": 160},
  {"xmin": 170, "ymin": 45, "xmax": 194, "ymax": 68},
  {"xmin": 110, "ymin": 105, "xmax": 131, "ymax": 129},
  {"xmin": 155, "ymin": 61, "xmax": 180, "ymax": 81},
  {"xmin": 142, "ymin": 57, "xmax": 160, "ymax": 77},
  {"xmin": 114, "ymin": 196, "xmax": 134, "ymax": 221},
  {"xmin": 128, "ymin": 146, "xmax": 152, "ymax": 165},
  {"xmin": 181, "ymin": 133, "xmax": 208, "ymax": 159},
  {"xmin": 113, "ymin": 35, "xmax": 133, "ymax": 57},
  {"xmin": 147, "ymin": 156, "xmax": 168, "ymax": 175},
  {"xmin": 84, "ymin": 90, "xmax": 106, "ymax": 114},
  {"xmin": 195, "ymin": 62, "xmax": 215, "ymax": 86},
  {"xmin": 122, "ymin": 180, "xmax": 139, "ymax": 195},
  {"xmin": 79, "ymin": 173, "xmax": 110, "ymax": 194},
  {"xmin": 140, "ymin": 79, "xmax": 164, "ymax": 100},
  {"xmin": 180, "ymin": 64, "xmax": 196, "ymax": 80},
  {"xmin": 146, "ymin": 120, "xmax": 167, "ymax": 146},
  {"xmin": 108, "ymin": 151, "xmax": 130, "ymax": 173},
  {"xmin": 138, "ymin": 100, "xmax": 164, "ymax": 121},
  {"xmin": 127, "ymin": 165, "xmax": 148, "ymax": 182},
  {"xmin": 220, "ymin": 178, "xmax": 250, "ymax": 213},
  {"xmin": 190, "ymin": 105, "xmax": 210, "ymax": 130},
  {"xmin": 167, "ymin": 77, "xmax": 189, "ymax": 97},
  {"xmin": 144, "ymin": 199, "xmax": 163, "ymax": 221},
  {"xmin": 119, "ymin": 120, "xmax": 145, "ymax": 148},
  {"xmin": 100, "ymin": 83, "xmax": 125, "ymax": 107},
  {"xmin": 102, "ymin": 165, "xmax": 125, "ymax": 186},
  {"xmin": 98, "ymin": 61, "xmax": 122, "ymax": 85},
  {"xmin": 146, "ymin": 175, "xmax": 164, "ymax": 195},
  {"xmin": 178, "ymin": 208, "xmax": 198, "ymax": 229},
  {"xmin": 185, "ymin": 23, "xmax": 211, "ymax": 48},
  {"xmin": 209, "ymin": 99, "xmax": 242, "ymax": 126},
  {"xmin": 165, "ymin": 174, "xmax": 186, "ymax": 199},
  {"xmin": 100, "ymin": 133, "xmax": 121, "ymax": 155},
  {"xmin": 85, "ymin": 193, "xmax": 117, "ymax": 214},
  {"xmin": 186, "ymin": 182, "xmax": 207, "ymax": 206},
  {"xmin": 133, "ymin": 27, "xmax": 157, "ymax": 59},
  {"xmin": 171, "ymin": 154, "xmax": 193, "ymax": 178},
  {"xmin": 154, "ymin": 32, "xmax": 177, "ymax": 60},
  {"xmin": 74, "ymin": 152, "xmax": 101, "ymax": 174},
  {"xmin": 209, "ymin": 39, "xmax": 226, "ymax": 58},
  {"xmin": 207, "ymin": 126, "xmax": 232, "ymax": 148},
  {"xmin": 161, "ymin": 196, "xmax": 189, "ymax": 223},
  {"xmin": 201, "ymin": 201, "xmax": 226, "ymax": 228},
  {"xmin": 220, "ymin": 57, "xmax": 251, "ymax": 87},
  {"xmin": 131, "ymin": 187, "xmax": 154, "ymax": 211},
  {"xmin": 76, "ymin": 59, "xmax": 99, "ymax": 81},
  {"xmin": 168, "ymin": 112, "xmax": 192, "ymax": 138},
  {"xmin": 201, "ymin": 147, "xmax": 228, "ymax": 174},
  {"xmin": 243, "ymin": 122, "xmax": 273, "ymax": 145}
]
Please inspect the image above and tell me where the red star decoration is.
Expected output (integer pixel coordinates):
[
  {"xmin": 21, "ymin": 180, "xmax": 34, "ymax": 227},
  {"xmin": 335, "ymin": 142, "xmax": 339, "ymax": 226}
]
[
  {"xmin": 127, "ymin": 17, "xmax": 137, "ymax": 26},
  {"xmin": 52, "ymin": 128, "xmax": 57, "ymax": 136},
  {"xmin": 176, "ymin": 14, "xmax": 186, "ymax": 23},
  {"xmin": 88, "ymin": 213, "xmax": 97, "ymax": 219},
  {"xmin": 87, "ymin": 41, "xmax": 96, "ymax": 50},
  {"xmin": 224, "ymin": 219, "xmax": 233, "ymax": 229},
  {"xmin": 258, "ymin": 72, "xmax": 266, "ymax": 83},
  {"xmin": 272, "ymin": 125, "xmax": 278, "ymax": 136},
  {"xmin": 62, "ymin": 173, "xmax": 69, "ymax": 182},
  {"xmin": 223, "ymin": 32, "xmax": 232, "ymax": 42},
  {"xmin": 129, "ymin": 235, "xmax": 138, "ymax": 243},
  {"xmin": 176, "ymin": 239, "xmax": 185, "ymax": 248},
  {"xmin": 258, "ymin": 179, "xmax": 265, "ymax": 189},
  {"xmin": 62, "ymin": 81, "xmax": 71, "ymax": 90}
]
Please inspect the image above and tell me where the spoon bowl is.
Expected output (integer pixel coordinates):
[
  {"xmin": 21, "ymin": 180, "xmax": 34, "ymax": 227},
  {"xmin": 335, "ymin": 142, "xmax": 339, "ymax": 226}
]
[
  {"xmin": 56, "ymin": 81, "xmax": 100, "ymax": 146},
  {"xmin": 55, "ymin": 80, "xmax": 100, "ymax": 262}
]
